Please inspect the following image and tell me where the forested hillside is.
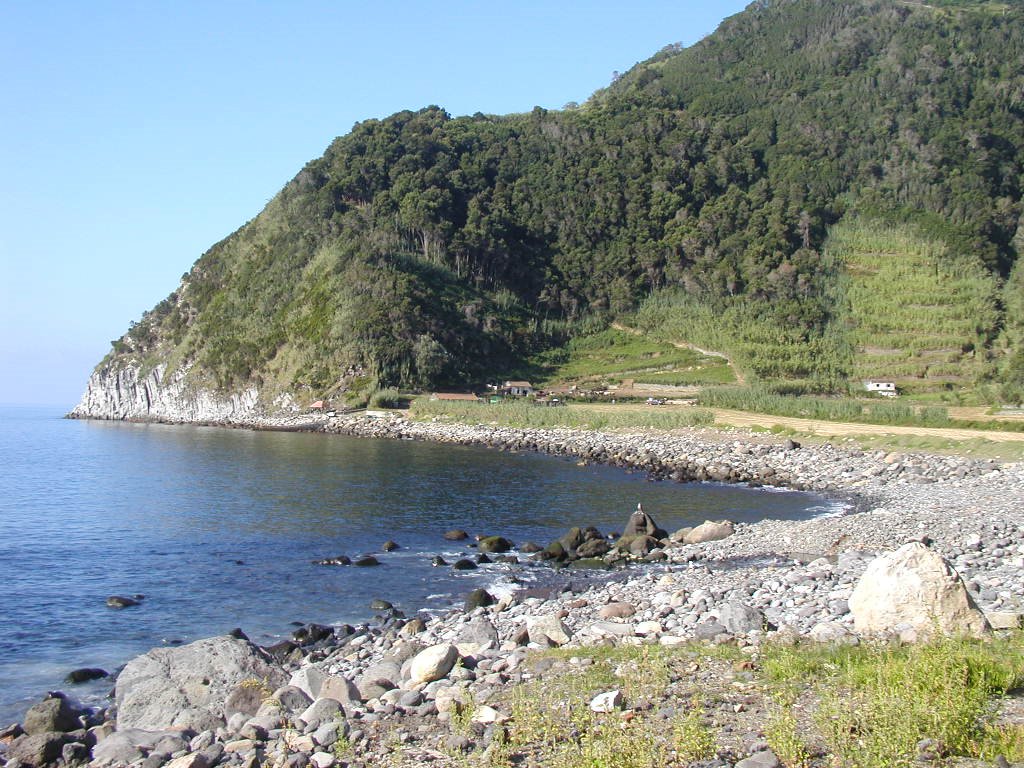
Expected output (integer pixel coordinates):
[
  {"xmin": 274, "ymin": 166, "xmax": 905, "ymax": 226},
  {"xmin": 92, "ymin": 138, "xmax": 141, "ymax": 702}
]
[{"xmin": 100, "ymin": 0, "xmax": 1024, "ymax": 404}]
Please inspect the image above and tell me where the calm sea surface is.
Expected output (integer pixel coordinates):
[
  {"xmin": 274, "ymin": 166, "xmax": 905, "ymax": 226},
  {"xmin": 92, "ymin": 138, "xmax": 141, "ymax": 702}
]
[{"xmin": 0, "ymin": 405, "xmax": 840, "ymax": 723}]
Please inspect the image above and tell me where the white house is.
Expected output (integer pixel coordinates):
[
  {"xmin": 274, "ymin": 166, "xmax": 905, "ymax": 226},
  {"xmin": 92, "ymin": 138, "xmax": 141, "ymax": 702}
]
[
  {"xmin": 503, "ymin": 381, "xmax": 535, "ymax": 397},
  {"xmin": 863, "ymin": 380, "xmax": 898, "ymax": 398}
]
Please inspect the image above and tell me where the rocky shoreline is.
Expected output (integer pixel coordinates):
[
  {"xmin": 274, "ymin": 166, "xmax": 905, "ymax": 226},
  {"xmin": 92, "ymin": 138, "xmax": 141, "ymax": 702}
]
[{"xmin": 11, "ymin": 410, "xmax": 1022, "ymax": 767}]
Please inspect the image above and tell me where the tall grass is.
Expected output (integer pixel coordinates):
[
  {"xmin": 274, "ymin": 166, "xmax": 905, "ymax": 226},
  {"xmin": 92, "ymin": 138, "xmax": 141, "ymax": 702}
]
[
  {"xmin": 699, "ymin": 386, "xmax": 955, "ymax": 427},
  {"xmin": 410, "ymin": 398, "xmax": 714, "ymax": 430},
  {"xmin": 762, "ymin": 633, "xmax": 1024, "ymax": 768}
]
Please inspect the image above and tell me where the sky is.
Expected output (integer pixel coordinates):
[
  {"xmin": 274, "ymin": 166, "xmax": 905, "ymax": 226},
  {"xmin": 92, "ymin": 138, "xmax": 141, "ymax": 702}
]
[{"xmin": 0, "ymin": 1, "xmax": 749, "ymax": 407}]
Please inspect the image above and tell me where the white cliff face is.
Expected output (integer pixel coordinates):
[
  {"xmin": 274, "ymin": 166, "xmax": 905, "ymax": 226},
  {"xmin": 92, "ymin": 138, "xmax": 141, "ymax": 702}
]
[{"xmin": 69, "ymin": 362, "xmax": 263, "ymax": 423}]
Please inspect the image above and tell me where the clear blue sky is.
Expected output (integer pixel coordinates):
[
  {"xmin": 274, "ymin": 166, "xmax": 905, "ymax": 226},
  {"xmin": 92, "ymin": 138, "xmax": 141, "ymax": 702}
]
[{"xmin": 0, "ymin": 1, "xmax": 749, "ymax": 407}]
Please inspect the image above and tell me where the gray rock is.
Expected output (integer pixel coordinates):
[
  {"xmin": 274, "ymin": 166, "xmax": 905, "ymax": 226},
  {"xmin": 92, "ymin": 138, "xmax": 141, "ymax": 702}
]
[
  {"xmin": 526, "ymin": 615, "xmax": 572, "ymax": 646},
  {"xmin": 621, "ymin": 504, "xmax": 667, "ymax": 539},
  {"xmin": 298, "ymin": 698, "xmax": 344, "ymax": 729},
  {"xmin": 455, "ymin": 617, "xmax": 499, "ymax": 651},
  {"xmin": 115, "ymin": 634, "xmax": 286, "ymax": 731},
  {"xmin": 714, "ymin": 602, "xmax": 765, "ymax": 634},
  {"xmin": 6, "ymin": 732, "xmax": 68, "ymax": 767},
  {"xmin": 224, "ymin": 683, "xmax": 266, "ymax": 719},
  {"xmin": 319, "ymin": 675, "xmax": 362, "ymax": 706},
  {"xmin": 271, "ymin": 685, "xmax": 314, "ymax": 713},
  {"xmin": 23, "ymin": 696, "xmax": 81, "ymax": 735},
  {"xmin": 735, "ymin": 749, "xmax": 782, "ymax": 768}
]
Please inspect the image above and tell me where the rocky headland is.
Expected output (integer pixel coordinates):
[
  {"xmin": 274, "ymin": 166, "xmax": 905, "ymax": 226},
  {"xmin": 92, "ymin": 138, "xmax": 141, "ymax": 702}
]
[{"xmin": 23, "ymin": 406, "xmax": 1024, "ymax": 768}]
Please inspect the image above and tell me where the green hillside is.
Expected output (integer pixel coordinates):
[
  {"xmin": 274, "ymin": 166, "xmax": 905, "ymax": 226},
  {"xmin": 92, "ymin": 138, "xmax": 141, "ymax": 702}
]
[
  {"xmin": 96, "ymin": 0, "xmax": 1024, "ymax": 405},
  {"xmin": 834, "ymin": 221, "xmax": 1002, "ymax": 394}
]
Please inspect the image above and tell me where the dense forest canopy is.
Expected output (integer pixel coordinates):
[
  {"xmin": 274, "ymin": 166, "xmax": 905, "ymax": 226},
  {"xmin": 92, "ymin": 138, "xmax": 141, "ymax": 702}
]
[{"xmin": 105, "ymin": 0, "xmax": 1024, "ymax": 401}]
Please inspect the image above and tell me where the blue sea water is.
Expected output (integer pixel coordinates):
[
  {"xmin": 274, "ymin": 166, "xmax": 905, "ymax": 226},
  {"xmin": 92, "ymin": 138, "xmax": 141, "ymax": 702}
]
[{"xmin": 0, "ymin": 405, "xmax": 839, "ymax": 723}]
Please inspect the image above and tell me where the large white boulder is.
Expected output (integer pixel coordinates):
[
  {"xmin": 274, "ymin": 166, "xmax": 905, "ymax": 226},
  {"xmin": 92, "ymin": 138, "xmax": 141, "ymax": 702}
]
[
  {"xmin": 849, "ymin": 542, "xmax": 990, "ymax": 640},
  {"xmin": 408, "ymin": 644, "xmax": 459, "ymax": 684},
  {"xmin": 115, "ymin": 635, "xmax": 285, "ymax": 731}
]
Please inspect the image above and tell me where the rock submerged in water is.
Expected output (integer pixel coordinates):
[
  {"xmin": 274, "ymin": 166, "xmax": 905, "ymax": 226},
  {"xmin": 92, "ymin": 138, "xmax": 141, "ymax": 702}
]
[
  {"xmin": 477, "ymin": 535, "xmax": 513, "ymax": 553},
  {"xmin": 452, "ymin": 558, "xmax": 477, "ymax": 571},
  {"xmin": 313, "ymin": 554, "xmax": 351, "ymax": 566},
  {"xmin": 444, "ymin": 529, "xmax": 469, "ymax": 541},
  {"xmin": 353, "ymin": 555, "xmax": 380, "ymax": 567},
  {"xmin": 382, "ymin": 540, "xmax": 400, "ymax": 552},
  {"xmin": 65, "ymin": 667, "xmax": 109, "ymax": 684},
  {"xmin": 106, "ymin": 595, "xmax": 141, "ymax": 609}
]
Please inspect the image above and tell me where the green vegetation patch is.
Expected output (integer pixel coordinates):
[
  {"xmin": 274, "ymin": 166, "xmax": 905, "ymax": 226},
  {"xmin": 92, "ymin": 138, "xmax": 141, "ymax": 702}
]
[
  {"xmin": 762, "ymin": 633, "xmax": 1024, "ymax": 768},
  {"xmin": 532, "ymin": 328, "xmax": 730, "ymax": 387},
  {"xmin": 832, "ymin": 220, "xmax": 1002, "ymax": 395},
  {"xmin": 409, "ymin": 397, "xmax": 714, "ymax": 431}
]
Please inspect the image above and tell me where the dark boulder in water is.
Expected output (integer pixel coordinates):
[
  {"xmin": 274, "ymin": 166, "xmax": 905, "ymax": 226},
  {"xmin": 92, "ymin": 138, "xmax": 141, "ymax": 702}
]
[
  {"xmin": 475, "ymin": 553, "xmax": 492, "ymax": 564},
  {"xmin": 370, "ymin": 598, "xmax": 394, "ymax": 612},
  {"xmin": 105, "ymin": 596, "xmax": 140, "ymax": 609},
  {"xmin": 353, "ymin": 555, "xmax": 380, "ymax": 567},
  {"xmin": 444, "ymin": 529, "xmax": 469, "ymax": 541},
  {"xmin": 431, "ymin": 555, "xmax": 448, "ymax": 567},
  {"xmin": 65, "ymin": 668, "xmax": 109, "ymax": 684},
  {"xmin": 519, "ymin": 541, "xmax": 543, "ymax": 553},
  {"xmin": 452, "ymin": 558, "xmax": 477, "ymax": 571},
  {"xmin": 382, "ymin": 540, "xmax": 400, "ymax": 552},
  {"xmin": 477, "ymin": 536, "xmax": 513, "ymax": 553},
  {"xmin": 465, "ymin": 588, "xmax": 495, "ymax": 611}
]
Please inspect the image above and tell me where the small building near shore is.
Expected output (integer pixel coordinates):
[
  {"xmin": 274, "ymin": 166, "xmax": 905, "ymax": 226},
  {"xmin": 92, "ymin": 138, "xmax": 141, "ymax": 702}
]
[
  {"xmin": 502, "ymin": 381, "xmax": 535, "ymax": 397},
  {"xmin": 863, "ymin": 381, "xmax": 898, "ymax": 398}
]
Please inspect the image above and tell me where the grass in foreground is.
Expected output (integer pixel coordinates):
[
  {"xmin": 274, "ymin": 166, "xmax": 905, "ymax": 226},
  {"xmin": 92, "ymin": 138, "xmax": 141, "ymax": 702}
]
[
  {"xmin": 462, "ymin": 633, "xmax": 1024, "ymax": 768},
  {"xmin": 409, "ymin": 398, "xmax": 715, "ymax": 431}
]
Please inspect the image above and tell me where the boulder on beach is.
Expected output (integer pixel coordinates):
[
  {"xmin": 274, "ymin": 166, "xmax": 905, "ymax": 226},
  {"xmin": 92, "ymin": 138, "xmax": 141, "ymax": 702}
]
[
  {"xmin": 683, "ymin": 520, "xmax": 735, "ymax": 544},
  {"xmin": 849, "ymin": 542, "xmax": 990, "ymax": 640},
  {"xmin": 465, "ymin": 588, "xmax": 495, "ymax": 612},
  {"xmin": 115, "ymin": 634, "xmax": 286, "ymax": 731},
  {"xmin": 615, "ymin": 534, "xmax": 661, "ymax": 557},
  {"xmin": 408, "ymin": 644, "xmax": 459, "ymax": 684},
  {"xmin": 22, "ymin": 695, "xmax": 82, "ymax": 735},
  {"xmin": 526, "ymin": 614, "xmax": 572, "ymax": 646},
  {"xmin": 621, "ymin": 503, "xmax": 667, "ymax": 540}
]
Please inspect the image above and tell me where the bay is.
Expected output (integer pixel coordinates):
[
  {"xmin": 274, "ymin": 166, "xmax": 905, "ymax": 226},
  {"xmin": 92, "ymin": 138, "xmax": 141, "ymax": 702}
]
[{"xmin": 0, "ymin": 405, "xmax": 836, "ymax": 723}]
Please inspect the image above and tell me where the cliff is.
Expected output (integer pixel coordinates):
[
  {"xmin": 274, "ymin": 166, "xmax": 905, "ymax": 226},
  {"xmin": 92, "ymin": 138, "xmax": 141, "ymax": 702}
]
[{"xmin": 69, "ymin": 362, "xmax": 261, "ymax": 423}]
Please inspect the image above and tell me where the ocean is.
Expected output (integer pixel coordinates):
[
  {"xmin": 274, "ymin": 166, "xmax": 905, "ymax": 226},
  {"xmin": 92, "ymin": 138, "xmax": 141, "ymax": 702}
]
[{"xmin": 0, "ymin": 405, "xmax": 839, "ymax": 723}]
